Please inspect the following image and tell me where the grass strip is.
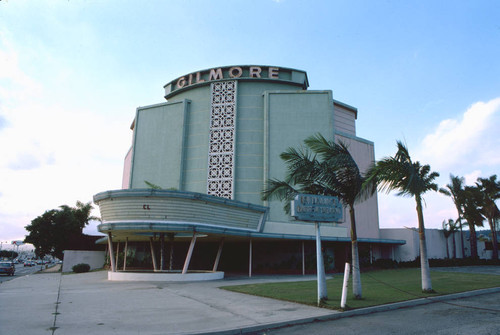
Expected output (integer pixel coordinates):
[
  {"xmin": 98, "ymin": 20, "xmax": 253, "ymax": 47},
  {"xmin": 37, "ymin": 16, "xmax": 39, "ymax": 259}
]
[{"xmin": 221, "ymin": 268, "xmax": 500, "ymax": 310}]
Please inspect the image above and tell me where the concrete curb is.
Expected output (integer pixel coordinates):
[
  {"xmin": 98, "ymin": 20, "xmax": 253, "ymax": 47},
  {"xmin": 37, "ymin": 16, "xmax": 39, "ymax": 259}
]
[{"xmin": 200, "ymin": 287, "xmax": 500, "ymax": 335}]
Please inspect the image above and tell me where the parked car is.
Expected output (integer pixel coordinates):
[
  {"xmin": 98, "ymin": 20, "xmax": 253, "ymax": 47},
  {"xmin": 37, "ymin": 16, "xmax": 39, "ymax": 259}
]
[
  {"xmin": 0, "ymin": 261, "xmax": 15, "ymax": 276},
  {"xmin": 24, "ymin": 260, "xmax": 35, "ymax": 267}
]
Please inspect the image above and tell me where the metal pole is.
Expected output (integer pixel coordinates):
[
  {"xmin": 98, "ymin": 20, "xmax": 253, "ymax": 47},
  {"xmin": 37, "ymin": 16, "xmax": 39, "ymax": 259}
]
[
  {"xmin": 213, "ymin": 238, "xmax": 225, "ymax": 272},
  {"xmin": 149, "ymin": 237, "xmax": 158, "ymax": 271},
  {"xmin": 182, "ymin": 233, "xmax": 197, "ymax": 274},
  {"xmin": 248, "ymin": 239, "xmax": 253, "ymax": 278},
  {"xmin": 107, "ymin": 233, "xmax": 116, "ymax": 272},
  {"xmin": 315, "ymin": 222, "xmax": 327, "ymax": 305}
]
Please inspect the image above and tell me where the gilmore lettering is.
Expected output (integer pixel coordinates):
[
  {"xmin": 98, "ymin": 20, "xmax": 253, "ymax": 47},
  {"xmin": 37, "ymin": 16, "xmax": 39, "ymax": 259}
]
[{"xmin": 173, "ymin": 66, "xmax": 280, "ymax": 91}]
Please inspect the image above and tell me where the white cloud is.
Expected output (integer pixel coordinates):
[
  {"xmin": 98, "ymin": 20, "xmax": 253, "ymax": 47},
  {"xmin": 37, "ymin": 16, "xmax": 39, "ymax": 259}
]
[{"xmin": 417, "ymin": 97, "xmax": 500, "ymax": 171}]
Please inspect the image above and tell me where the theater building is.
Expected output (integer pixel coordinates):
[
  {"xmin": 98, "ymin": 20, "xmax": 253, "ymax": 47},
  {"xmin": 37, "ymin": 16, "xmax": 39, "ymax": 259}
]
[{"xmin": 94, "ymin": 65, "xmax": 405, "ymax": 281}]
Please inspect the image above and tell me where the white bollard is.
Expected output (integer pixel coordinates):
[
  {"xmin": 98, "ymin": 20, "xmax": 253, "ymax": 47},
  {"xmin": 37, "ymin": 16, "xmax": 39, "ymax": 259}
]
[{"xmin": 340, "ymin": 262, "xmax": 350, "ymax": 309}]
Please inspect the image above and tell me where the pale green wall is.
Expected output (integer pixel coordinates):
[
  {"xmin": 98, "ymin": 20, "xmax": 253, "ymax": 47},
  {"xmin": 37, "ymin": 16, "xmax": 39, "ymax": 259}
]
[
  {"xmin": 264, "ymin": 91, "xmax": 335, "ymax": 222},
  {"xmin": 130, "ymin": 83, "xmax": 336, "ymax": 224},
  {"xmin": 129, "ymin": 100, "xmax": 187, "ymax": 189}
]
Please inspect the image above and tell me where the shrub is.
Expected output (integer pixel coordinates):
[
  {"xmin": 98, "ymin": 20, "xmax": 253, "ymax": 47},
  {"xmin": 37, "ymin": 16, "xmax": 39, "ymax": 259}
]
[{"xmin": 72, "ymin": 263, "xmax": 91, "ymax": 273}]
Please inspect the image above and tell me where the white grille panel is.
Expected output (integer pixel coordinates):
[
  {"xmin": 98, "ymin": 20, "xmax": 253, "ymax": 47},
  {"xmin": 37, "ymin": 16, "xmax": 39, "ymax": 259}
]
[{"xmin": 207, "ymin": 81, "xmax": 236, "ymax": 199}]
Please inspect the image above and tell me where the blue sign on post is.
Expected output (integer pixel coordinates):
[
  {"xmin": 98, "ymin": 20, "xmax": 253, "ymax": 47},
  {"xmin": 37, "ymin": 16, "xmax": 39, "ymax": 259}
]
[{"xmin": 290, "ymin": 194, "xmax": 343, "ymax": 222}]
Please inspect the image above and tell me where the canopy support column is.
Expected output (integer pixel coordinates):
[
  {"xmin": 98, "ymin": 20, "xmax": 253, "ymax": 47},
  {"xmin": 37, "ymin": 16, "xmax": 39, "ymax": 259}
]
[
  {"xmin": 149, "ymin": 237, "xmax": 158, "ymax": 271},
  {"xmin": 115, "ymin": 242, "xmax": 120, "ymax": 270},
  {"xmin": 123, "ymin": 237, "xmax": 128, "ymax": 271},
  {"xmin": 160, "ymin": 233, "xmax": 165, "ymax": 270},
  {"xmin": 107, "ymin": 232, "xmax": 116, "ymax": 272},
  {"xmin": 212, "ymin": 238, "xmax": 224, "ymax": 272},
  {"xmin": 182, "ymin": 233, "xmax": 197, "ymax": 274},
  {"xmin": 248, "ymin": 239, "xmax": 253, "ymax": 278}
]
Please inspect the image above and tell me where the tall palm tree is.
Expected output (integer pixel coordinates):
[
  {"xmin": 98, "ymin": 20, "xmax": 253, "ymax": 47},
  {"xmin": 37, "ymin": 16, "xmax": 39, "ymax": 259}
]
[
  {"xmin": 365, "ymin": 141, "xmax": 439, "ymax": 292},
  {"xmin": 462, "ymin": 185, "xmax": 485, "ymax": 259},
  {"xmin": 476, "ymin": 175, "xmax": 500, "ymax": 260},
  {"xmin": 439, "ymin": 175, "xmax": 466, "ymax": 258},
  {"xmin": 262, "ymin": 133, "xmax": 373, "ymax": 299}
]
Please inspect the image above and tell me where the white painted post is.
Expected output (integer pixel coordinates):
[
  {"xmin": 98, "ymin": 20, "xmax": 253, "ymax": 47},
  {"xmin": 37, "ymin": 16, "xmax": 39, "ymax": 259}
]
[
  {"xmin": 107, "ymin": 232, "xmax": 116, "ymax": 272},
  {"xmin": 315, "ymin": 222, "xmax": 327, "ymax": 305},
  {"xmin": 182, "ymin": 234, "xmax": 197, "ymax": 274},
  {"xmin": 149, "ymin": 237, "xmax": 157, "ymax": 271},
  {"xmin": 341, "ymin": 262, "xmax": 350, "ymax": 309},
  {"xmin": 249, "ymin": 239, "xmax": 253, "ymax": 278},
  {"xmin": 212, "ymin": 238, "xmax": 224, "ymax": 272}
]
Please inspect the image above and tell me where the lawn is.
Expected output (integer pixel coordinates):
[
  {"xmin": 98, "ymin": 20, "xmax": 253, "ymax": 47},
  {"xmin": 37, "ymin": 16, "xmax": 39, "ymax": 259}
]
[{"xmin": 221, "ymin": 268, "xmax": 500, "ymax": 310}]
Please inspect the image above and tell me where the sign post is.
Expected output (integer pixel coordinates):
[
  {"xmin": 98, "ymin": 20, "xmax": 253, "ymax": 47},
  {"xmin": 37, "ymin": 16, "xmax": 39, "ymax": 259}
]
[{"xmin": 291, "ymin": 194, "xmax": 343, "ymax": 306}]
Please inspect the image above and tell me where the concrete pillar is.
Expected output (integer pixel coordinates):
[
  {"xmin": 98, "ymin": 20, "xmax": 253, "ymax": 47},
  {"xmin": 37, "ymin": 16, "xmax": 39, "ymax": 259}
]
[
  {"xmin": 149, "ymin": 237, "xmax": 157, "ymax": 271},
  {"xmin": 213, "ymin": 238, "xmax": 224, "ymax": 272},
  {"xmin": 107, "ymin": 232, "xmax": 116, "ymax": 272},
  {"xmin": 182, "ymin": 233, "xmax": 197, "ymax": 274}
]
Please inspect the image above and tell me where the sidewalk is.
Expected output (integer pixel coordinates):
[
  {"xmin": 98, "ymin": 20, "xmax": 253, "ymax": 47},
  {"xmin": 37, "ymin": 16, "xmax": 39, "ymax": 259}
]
[
  {"xmin": 0, "ymin": 268, "xmax": 498, "ymax": 335},
  {"xmin": 0, "ymin": 271, "xmax": 335, "ymax": 335}
]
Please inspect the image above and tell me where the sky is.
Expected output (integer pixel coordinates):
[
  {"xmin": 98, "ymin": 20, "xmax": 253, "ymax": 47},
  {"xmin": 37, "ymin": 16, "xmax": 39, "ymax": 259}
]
[{"xmin": 1, "ymin": 0, "xmax": 499, "ymax": 244}]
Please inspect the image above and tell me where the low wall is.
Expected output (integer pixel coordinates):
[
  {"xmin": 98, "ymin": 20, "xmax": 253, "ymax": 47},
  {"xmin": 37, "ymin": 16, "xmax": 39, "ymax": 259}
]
[
  {"xmin": 108, "ymin": 271, "xmax": 224, "ymax": 282},
  {"xmin": 62, "ymin": 250, "xmax": 106, "ymax": 273}
]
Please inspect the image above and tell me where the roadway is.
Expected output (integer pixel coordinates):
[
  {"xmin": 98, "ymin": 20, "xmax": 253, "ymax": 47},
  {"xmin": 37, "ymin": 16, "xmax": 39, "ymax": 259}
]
[
  {"xmin": 249, "ymin": 291, "xmax": 500, "ymax": 335},
  {"xmin": 0, "ymin": 263, "xmax": 43, "ymax": 283}
]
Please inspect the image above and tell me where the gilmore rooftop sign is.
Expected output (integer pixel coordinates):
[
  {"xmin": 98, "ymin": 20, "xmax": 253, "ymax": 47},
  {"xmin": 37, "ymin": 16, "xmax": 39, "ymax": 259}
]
[
  {"xmin": 291, "ymin": 194, "xmax": 344, "ymax": 223},
  {"xmin": 163, "ymin": 65, "xmax": 309, "ymax": 99}
]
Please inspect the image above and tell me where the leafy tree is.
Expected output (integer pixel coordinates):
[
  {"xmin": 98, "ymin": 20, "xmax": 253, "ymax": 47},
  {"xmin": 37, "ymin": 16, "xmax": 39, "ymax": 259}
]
[
  {"xmin": 0, "ymin": 250, "xmax": 18, "ymax": 259},
  {"xmin": 365, "ymin": 141, "xmax": 439, "ymax": 292},
  {"xmin": 439, "ymin": 175, "xmax": 466, "ymax": 258},
  {"xmin": 262, "ymin": 133, "xmax": 373, "ymax": 299},
  {"xmin": 24, "ymin": 201, "xmax": 99, "ymax": 259},
  {"xmin": 476, "ymin": 175, "xmax": 500, "ymax": 260}
]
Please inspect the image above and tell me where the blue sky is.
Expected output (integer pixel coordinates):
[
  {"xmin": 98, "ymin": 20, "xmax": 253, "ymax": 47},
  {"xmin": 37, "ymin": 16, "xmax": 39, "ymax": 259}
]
[{"xmin": 1, "ymin": 0, "xmax": 499, "ymax": 242}]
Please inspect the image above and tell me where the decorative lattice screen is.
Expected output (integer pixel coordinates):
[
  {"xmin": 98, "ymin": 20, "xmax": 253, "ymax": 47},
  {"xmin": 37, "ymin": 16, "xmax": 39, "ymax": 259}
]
[{"xmin": 207, "ymin": 81, "xmax": 236, "ymax": 199}]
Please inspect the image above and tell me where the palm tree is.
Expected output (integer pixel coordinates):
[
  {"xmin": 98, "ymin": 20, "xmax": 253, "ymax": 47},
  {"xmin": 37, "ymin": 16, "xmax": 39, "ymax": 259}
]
[
  {"xmin": 439, "ymin": 175, "xmax": 466, "ymax": 258},
  {"xmin": 476, "ymin": 175, "xmax": 500, "ymax": 260},
  {"xmin": 462, "ymin": 185, "xmax": 485, "ymax": 259},
  {"xmin": 365, "ymin": 141, "xmax": 439, "ymax": 293},
  {"xmin": 442, "ymin": 219, "xmax": 459, "ymax": 259},
  {"xmin": 262, "ymin": 133, "xmax": 373, "ymax": 299}
]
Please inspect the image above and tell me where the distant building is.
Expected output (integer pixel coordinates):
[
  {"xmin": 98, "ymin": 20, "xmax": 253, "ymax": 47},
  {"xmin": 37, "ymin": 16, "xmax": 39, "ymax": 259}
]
[{"xmin": 94, "ymin": 65, "xmax": 405, "ymax": 279}]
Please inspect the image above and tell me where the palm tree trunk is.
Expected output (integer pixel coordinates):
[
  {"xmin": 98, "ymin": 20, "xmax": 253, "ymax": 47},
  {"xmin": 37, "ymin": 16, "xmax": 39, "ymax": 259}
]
[
  {"xmin": 445, "ymin": 236, "xmax": 449, "ymax": 259},
  {"xmin": 487, "ymin": 217, "xmax": 498, "ymax": 260},
  {"xmin": 452, "ymin": 232, "xmax": 457, "ymax": 259},
  {"xmin": 458, "ymin": 218, "xmax": 465, "ymax": 258},
  {"xmin": 416, "ymin": 195, "xmax": 432, "ymax": 292},
  {"xmin": 349, "ymin": 205, "xmax": 362, "ymax": 299},
  {"xmin": 468, "ymin": 223, "xmax": 478, "ymax": 259}
]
